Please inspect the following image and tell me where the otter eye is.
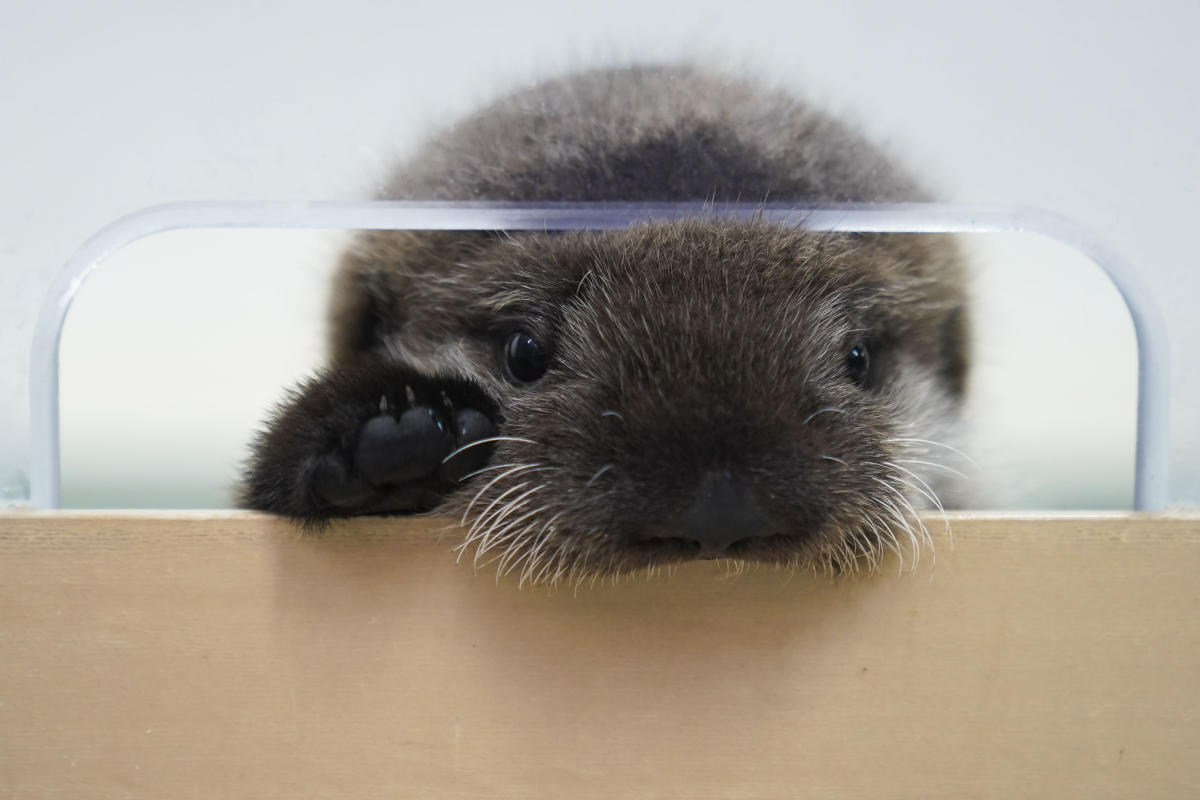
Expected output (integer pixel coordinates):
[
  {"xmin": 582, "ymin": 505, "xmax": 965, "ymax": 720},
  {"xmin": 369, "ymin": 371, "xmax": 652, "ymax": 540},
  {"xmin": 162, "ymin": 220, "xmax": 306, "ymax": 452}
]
[
  {"xmin": 504, "ymin": 332, "xmax": 548, "ymax": 384},
  {"xmin": 846, "ymin": 342, "xmax": 870, "ymax": 386}
]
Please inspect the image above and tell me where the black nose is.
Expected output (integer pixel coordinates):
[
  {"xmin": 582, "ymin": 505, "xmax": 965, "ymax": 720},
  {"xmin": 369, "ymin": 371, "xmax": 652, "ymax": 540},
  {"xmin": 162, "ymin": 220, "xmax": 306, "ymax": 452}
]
[{"xmin": 669, "ymin": 470, "xmax": 772, "ymax": 554}]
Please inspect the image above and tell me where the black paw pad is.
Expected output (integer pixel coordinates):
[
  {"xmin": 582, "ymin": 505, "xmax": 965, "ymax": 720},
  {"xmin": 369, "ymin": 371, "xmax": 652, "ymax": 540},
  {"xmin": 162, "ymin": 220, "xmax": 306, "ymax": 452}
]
[
  {"xmin": 356, "ymin": 408, "xmax": 453, "ymax": 487},
  {"xmin": 311, "ymin": 457, "xmax": 373, "ymax": 509},
  {"xmin": 440, "ymin": 408, "xmax": 499, "ymax": 484}
]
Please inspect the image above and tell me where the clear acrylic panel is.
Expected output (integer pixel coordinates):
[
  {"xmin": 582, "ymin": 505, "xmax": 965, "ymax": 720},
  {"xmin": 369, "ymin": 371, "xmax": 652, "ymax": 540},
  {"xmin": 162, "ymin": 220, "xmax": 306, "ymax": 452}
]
[{"xmin": 11, "ymin": 202, "xmax": 1159, "ymax": 511}]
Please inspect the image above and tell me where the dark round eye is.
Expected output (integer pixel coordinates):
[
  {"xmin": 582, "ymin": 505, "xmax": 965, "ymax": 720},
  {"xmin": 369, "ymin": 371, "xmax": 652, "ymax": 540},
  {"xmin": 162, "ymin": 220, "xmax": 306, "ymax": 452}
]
[
  {"xmin": 846, "ymin": 342, "xmax": 870, "ymax": 385},
  {"xmin": 504, "ymin": 332, "xmax": 548, "ymax": 384}
]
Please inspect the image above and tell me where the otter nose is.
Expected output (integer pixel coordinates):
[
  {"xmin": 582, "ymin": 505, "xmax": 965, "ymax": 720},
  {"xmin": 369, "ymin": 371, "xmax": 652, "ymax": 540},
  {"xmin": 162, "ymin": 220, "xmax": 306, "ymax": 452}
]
[{"xmin": 671, "ymin": 470, "xmax": 771, "ymax": 554}]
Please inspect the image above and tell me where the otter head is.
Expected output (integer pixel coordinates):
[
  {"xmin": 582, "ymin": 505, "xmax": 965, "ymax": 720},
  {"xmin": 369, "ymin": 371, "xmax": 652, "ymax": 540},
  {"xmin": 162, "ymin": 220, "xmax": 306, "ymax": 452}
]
[{"xmin": 338, "ymin": 221, "xmax": 970, "ymax": 582}]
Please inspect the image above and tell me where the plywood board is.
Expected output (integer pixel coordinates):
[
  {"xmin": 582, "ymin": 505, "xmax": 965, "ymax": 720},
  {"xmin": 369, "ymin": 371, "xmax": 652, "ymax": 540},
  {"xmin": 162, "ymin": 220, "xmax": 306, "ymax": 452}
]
[{"xmin": 2, "ymin": 512, "xmax": 1198, "ymax": 798}]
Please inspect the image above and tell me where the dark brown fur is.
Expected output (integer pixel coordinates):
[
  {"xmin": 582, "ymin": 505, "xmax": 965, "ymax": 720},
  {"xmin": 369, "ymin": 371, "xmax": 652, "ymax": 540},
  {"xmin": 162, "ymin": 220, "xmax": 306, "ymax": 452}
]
[{"xmin": 243, "ymin": 64, "xmax": 970, "ymax": 581}]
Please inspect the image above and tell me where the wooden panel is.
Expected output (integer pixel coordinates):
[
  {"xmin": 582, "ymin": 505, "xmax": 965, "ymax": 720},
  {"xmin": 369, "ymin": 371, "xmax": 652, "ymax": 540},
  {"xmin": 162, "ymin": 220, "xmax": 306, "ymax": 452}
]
[{"xmin": 1, "ymin": 512, "xmax": 1198, "ymax": 798}]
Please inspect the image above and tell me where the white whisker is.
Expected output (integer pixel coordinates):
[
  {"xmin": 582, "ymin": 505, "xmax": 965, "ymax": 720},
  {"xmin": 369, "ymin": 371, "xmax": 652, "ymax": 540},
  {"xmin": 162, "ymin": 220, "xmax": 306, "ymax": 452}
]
[
  {"xmin": 882, "ymin": 460, "xmax": 951, "ymax": 550},
  {"xmin": 460, "ymin": 463, "xmax": 547, "ymax": 526},
  {"xmin": 585, "ymin": 464, "xmax": 615, "ymax": 488},
  {"xmin": 803, "ymin": 407, "xmax": 847, "ymax": 425},
  {"xmin": 887, "ymin": 437, "xmax": 977, "ymax": 467},
  {"xmin": 466, "ymin": 481, "xmax": 533, "ymax": 552},
  {"xmin": 893, "ymin": 458, "xmax": 967, "ymax": 479},
  {"xmin": 455, "ymin": 461, "xmax": 526, "ymax": 482},
  {"xmin": 441, "ymin": 435, "xmax": 538, "ymax": 464}
]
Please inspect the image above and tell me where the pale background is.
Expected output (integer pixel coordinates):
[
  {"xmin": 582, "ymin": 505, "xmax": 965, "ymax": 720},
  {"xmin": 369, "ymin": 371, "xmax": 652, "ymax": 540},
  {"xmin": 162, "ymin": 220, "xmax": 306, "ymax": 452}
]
[{"xmin": 1, "ymin": 0, "xmax": 1196, "ymax": 509}]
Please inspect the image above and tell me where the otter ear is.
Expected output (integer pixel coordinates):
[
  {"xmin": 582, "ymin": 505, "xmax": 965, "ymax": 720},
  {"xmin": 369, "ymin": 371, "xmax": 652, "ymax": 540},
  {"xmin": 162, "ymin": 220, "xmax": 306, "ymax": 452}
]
[
  {"xmin": 939, "ymin": 306, "xmax": 970, "ymax": 397},
  {"xmin": 327, "ymin": 248, "xmax": 395, "ymax": 365},
  {"xmin": 325, "ymin": 230, "xmax": 492, "ymax": 365}
]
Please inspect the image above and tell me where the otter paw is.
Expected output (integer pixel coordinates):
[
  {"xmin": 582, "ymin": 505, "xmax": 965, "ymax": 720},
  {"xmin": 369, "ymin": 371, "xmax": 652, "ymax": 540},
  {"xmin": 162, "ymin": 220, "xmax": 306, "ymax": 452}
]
[
  {"xmin": 241, "ymin": 362, "xmax": 498, "ymax": 522},
  {"xmin": 312, "ymin": 404, "xmax": 497, "ymax": 514}
]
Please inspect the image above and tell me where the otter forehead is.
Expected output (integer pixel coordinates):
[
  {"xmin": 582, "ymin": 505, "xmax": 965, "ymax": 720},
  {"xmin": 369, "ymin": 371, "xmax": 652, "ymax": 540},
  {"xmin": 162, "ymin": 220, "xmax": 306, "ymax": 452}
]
[
  {"xmin": 473, "ymin": 227, "xmax": 894, "ymax": 333},
  {"xmin": 448, "ymin": 223, "xmax": 955, "ymax": 381},
  {"xmin": 477, "ymin": 223, "xmax": 893, "ymax": 306}
]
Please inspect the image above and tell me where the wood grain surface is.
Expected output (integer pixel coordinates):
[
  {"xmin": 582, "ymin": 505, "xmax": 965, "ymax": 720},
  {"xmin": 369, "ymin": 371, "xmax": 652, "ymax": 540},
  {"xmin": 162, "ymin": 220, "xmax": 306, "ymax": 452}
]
[{"xmin": 1, "ymin": 511, "xmax": 1198, "ymax": 798}]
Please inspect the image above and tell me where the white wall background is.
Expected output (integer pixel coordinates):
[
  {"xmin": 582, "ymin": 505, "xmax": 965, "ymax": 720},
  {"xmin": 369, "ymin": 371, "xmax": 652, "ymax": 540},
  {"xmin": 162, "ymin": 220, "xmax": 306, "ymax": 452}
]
[{"xmin": 2, "ymin": 0, "xmax": 1197, "ymax": 509}]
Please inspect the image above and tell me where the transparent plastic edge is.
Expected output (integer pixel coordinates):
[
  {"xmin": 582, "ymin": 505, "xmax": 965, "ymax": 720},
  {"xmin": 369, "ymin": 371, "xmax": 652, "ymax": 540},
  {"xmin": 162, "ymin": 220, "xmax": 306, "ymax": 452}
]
[{"xmin": 27, "ymin": 201, "xmax": 1171, "ymax": 511}]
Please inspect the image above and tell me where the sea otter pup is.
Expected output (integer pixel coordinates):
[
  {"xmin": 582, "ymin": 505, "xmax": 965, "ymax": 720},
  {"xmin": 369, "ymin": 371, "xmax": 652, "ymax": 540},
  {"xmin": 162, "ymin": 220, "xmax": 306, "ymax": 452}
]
[{"xmin": 242, "ymin": 65, "xmax": 970, "ymax": 582}]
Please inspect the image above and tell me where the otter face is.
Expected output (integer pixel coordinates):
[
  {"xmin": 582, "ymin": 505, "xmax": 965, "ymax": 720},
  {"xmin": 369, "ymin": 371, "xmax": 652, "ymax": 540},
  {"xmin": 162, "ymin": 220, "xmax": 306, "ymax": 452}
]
[{"xmin": 371, "ymin": 222, "xmax": 969, "ymax": 582}]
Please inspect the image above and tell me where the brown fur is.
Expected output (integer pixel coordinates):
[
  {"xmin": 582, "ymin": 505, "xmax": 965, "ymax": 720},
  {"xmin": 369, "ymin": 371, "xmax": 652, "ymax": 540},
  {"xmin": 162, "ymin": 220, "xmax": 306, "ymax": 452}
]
[{"xmin": 243, "ymin": 64, "xmax": 970, "ymax": 581}]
